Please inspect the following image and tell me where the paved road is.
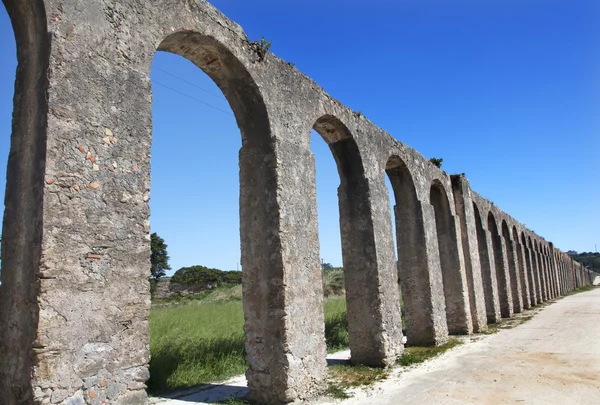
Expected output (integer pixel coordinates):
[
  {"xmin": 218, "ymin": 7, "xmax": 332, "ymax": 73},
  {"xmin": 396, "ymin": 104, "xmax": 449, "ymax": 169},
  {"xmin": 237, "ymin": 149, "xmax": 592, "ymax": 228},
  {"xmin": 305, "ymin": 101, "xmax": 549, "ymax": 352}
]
[
  {"xmin": 153, "ymin": 288, "xmax": 600, "ymax": 405},
  {"xmin": 321, "ymin": 287, "xmax": 600, "ymax": 405}
]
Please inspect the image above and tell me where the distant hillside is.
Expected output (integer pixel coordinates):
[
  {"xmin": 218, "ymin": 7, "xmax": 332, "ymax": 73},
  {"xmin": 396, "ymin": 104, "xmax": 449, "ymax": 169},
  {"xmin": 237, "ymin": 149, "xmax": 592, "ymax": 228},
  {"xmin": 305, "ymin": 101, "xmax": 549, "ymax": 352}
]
[{"xmin": 567, "ymin": 251, "xmax": 600, "ymax": 272}]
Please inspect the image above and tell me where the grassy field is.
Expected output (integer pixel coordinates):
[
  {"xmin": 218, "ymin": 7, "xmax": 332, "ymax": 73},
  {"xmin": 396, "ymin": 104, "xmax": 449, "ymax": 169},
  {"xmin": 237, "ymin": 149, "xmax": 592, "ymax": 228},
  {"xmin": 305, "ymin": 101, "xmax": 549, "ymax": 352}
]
[{"xmin": 148, "ymin": 286, "xmax": 348, "ymax": 394}]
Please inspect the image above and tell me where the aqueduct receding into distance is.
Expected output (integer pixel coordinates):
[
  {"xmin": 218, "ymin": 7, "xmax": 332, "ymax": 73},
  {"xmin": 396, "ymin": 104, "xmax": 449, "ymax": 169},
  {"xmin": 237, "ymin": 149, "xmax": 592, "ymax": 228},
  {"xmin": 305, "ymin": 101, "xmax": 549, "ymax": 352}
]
[{"xmin": 0, "ymin": 1, "xmax": 597, "ymax": 404}]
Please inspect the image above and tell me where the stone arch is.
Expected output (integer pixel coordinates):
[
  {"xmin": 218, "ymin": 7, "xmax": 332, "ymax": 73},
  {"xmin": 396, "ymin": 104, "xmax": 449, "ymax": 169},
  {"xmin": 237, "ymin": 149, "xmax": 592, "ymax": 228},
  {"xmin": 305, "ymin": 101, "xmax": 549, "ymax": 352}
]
[
  {"xmin": 512, "ymin": 227, "xmax": 530, "ymax": 309},
  {"xmin": 153, "ymin": 32, "xmax": 313, "ymax": 402},
  {"xmin": 521, "ymin": 232, "xmax": 537, "ymax": 305},
  {"xmin": 157, "ymin": 31, "xmax": 271, "ymax": 147},
  {"xmin": 472, "ymin": 203, "xmax": 500, "ymax": 323},
  {"xmin": 501, "ymin": 220, "xmax": 522, "ymax": 313},
  {"xmin": 488, "ymin": 212, "xmax": 513, "ymax": 317},
  {"xmin": 430, "ymin": 180, "xmax": 471, "ymax": 334},
  {"xmin": 312, "ymin": 115, "xmax": 398, "ymax": 366},
  {"xmin": 386, "ymin": 156, "xmax": 448, "ymax": 345},
  {"xmin": 0, "ymin": 1, "xmax": 50, "ymax": 403},
  {"xmin": 313, "ymin": 115, "xmax": 365, "ymax": 185}
]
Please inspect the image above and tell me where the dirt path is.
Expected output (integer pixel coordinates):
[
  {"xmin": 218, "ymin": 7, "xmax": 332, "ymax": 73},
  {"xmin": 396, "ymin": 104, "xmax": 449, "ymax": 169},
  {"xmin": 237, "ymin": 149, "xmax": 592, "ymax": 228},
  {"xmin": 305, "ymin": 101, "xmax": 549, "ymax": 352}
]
[{"xmin": 318, "ymin": 287, "xmax": 600, "ymax": 405}]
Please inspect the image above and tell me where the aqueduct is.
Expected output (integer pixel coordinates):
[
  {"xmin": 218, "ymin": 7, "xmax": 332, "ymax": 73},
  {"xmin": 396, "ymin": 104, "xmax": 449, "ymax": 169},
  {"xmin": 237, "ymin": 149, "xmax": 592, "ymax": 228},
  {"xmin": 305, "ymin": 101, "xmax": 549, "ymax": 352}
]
[{"xmin": 0, "ymin": 1, "xmax": 597, "ymax": 404}]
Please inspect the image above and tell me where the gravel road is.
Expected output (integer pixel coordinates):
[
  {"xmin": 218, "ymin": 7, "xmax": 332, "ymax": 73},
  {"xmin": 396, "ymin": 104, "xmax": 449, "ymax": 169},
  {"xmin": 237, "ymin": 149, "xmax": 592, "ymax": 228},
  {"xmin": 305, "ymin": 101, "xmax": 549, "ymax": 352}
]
[{"xmin": 318, "ymin": 287, "xmax": 600, "ymax": 405}]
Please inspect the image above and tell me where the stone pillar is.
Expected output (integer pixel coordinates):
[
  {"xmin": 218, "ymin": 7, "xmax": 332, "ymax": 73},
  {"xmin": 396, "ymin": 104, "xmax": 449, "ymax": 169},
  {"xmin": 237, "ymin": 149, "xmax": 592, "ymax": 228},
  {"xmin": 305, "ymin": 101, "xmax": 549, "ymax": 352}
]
[
  {"xmin": 394, "ymin": 202, "xmax": 449, "ymax": 346},
  {"xmin": 541, "ymin": 253, "xmax": 550, "ymax": 299},
  {"xmin": 430, "ymin": 182, "xmax": 472, "ymax": 335},
  {"xmin": 571, "ymin": 258, "xmax": 576, "ymax": 290},
  {"xmin": 451, "ymin": 176, "xmax": 487, "ymax": 332},
  {"xmin": 523, "ymin": 244, "xmax": 538, "ymax": 305},
  {"xmin": 564, "ymin": 258, "xmax": 568, "ymax": 291},
  {"xmin": 530, "ymin": 244, "xmax": 543, "ymax": 302},
  {"xmin": 338, "ymin": 162, "xmax": 404, "ymax": 367},
  {"xmin": 499, "ymin": 239, "xmax": 514, "ymax": 317},
  {"xmin": 545, "ymin": 253, "xmax": 554, "ymax": 299},
  {"xmin": 563, "ymin": 257, "xmax": 568, "ymax": 292},
  {"xmin": 473, "ymin": 205, "xmax": 501, "ymax": 324},
  {"xmin": 554, "ymin": 253, "xmax": 560, "ymax": 296},
  {"xmin": 515, "ymin": 240, "xmax": 531, "ymax": 309},
  {"xmin": 563, "ymin": 258, "xmax": 569, "ymax": 292},
  {"xmin": 546, "ymin": 251, "xmax": 556, "ymax": 298},
  {"xmin": 487, "ymin": 215, "xmax": 513, "ymax": 318},
  {"xmin": 555, "ymin": 254, "xmax": 562, "ymax": 296},
  {"xmin": 537, "ymin": 247, "xmax": 549, "ymax": 300},
  {"xmin": 504, "ymin": 236, "xmax": 523, "ymax": 313},
  {"xmin": 552, "ymin": 252, "xmax": 561, "ymax": 296},
  {"xmin": 0, "ymin": 2, "xmax": 49, "ymax": 403},
  {"xmin": 242, "ymin": 138, "xmax": 328, "ymax": 403},
  {"xmin": 388, "ymin": 158, "xmax": 448, "ymax": 347},
  {"xmin": 559, "ymin": 256, "xmax": 565, "ymax": 294}
]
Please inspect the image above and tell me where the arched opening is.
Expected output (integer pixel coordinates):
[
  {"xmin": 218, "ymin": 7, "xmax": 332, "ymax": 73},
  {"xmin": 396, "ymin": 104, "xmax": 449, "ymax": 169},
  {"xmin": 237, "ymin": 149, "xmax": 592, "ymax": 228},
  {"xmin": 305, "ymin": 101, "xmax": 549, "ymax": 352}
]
[
  {"xmin": 473, "ymin": 203, "xmax": 499, "ymax": 323},
  {"xmin": 386, "ymin": 156, "xmax": 446, "ymax": 345},
  {"xmin": 0, "ymin": 1, "xmax": 49, "ymax": 402},
  {"xmin": 501, "ymin": 221, "xmax": 522, "ymax": 313},
  {"xmin": 430, "ymin": 181, "xmax": 471, "ymax": 334},
  {"xmin": 384, "ymin": 174, "xmax": 402, "ymax": 322},
  {"xmin": 147, "ymin": 31, "xmax": 279, "ymax": 399},
  {"xmin": 308, "ymin": 119, "xmax": 350, "ymax": 358},
  {"xmin": 312, "ymin": 115, "xmax": 390, "ymax": 365},
  {"xmin": 147, "ymin": 54, "xmax": 244, "ymax": 393},
  {"xmin": 488, "ymin": 213, "xmax": 512, "ymax": 318}
]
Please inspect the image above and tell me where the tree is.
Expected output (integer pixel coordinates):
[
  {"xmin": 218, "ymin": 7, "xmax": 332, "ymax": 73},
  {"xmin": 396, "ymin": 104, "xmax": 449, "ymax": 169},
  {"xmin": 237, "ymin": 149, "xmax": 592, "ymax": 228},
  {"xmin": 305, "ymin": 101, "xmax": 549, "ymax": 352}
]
[
  {"xmin": 429, "ymin": 157, "xmax": 443, "ymax": 168},
  {"xmin": 321, "ymin": 261, "xmax": 334, "ymax": 270},
  {"xmin": 171, "ymin": 265, "xmax": 242, "ymax": 286},
  {"xmin": 567, "ymin": 251, "xmax": 600, "ymax": 272},
  {"xmin": 150, "ymin": 232, "xmax": 171, "ymax": 280}
]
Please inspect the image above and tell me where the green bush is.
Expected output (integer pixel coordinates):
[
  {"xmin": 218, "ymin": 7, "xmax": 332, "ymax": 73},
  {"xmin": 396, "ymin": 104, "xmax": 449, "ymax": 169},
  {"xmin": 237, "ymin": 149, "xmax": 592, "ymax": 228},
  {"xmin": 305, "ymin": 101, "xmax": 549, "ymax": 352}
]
[{"xmin": 171, "ymin": 265, "xmax": 242, "ymax": 287}]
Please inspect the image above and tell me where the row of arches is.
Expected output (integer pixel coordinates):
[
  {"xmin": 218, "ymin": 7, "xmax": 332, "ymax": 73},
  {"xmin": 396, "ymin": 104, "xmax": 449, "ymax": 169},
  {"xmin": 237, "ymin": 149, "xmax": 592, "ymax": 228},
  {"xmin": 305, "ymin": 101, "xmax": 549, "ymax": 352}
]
[
  {"xmin": 1, "ymin": 1, "xmax": 598, "ymax": 404},
  {"xmin": 471, "ymin": 200, "xmax": 579, "ymax": 325}
]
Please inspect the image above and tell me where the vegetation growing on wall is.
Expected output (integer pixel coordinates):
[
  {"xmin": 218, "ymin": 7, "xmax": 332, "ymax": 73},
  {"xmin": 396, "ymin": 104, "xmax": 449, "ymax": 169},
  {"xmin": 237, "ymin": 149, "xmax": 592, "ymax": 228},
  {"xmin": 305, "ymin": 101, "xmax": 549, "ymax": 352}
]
[{"xmin": 429, "ymin": 157, "xmax": 443, "ymax": 168}]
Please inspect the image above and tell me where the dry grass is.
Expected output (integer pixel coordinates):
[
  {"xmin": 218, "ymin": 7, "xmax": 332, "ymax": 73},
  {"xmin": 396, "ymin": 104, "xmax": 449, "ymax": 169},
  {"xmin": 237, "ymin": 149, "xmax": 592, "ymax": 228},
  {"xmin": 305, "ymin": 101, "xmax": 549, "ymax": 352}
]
[
  {"xmin": 326, "ymin": 364, "xmax": 389, "ymax": 399},
  {"xmin": 397, "ymin": 338, "xmax": 462, "ymax": 366}
]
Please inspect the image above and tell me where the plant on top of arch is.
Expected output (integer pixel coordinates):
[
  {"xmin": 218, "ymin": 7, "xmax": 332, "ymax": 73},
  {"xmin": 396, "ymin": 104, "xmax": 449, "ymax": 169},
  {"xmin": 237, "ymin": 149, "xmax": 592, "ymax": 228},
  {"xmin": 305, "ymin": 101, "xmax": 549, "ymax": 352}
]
[{"xmin": 249, "ymin": 36, "xmax": 271, "ymax": 62}]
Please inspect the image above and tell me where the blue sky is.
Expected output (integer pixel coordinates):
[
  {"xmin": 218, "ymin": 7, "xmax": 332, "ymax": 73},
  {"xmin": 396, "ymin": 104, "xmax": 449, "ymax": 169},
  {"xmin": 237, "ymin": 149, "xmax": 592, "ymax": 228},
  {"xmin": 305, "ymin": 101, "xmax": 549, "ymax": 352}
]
[{"xmin": 0, "ymin": 1, "xmax": 598, "ymax": 274}]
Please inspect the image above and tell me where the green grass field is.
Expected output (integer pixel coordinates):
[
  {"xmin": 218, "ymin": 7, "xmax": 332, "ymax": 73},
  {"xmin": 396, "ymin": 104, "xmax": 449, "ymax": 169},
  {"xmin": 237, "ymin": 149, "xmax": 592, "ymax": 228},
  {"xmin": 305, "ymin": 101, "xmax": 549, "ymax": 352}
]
[{"xmin": 148, "ymin": 286, "xmax": 348, "ymax": 394}]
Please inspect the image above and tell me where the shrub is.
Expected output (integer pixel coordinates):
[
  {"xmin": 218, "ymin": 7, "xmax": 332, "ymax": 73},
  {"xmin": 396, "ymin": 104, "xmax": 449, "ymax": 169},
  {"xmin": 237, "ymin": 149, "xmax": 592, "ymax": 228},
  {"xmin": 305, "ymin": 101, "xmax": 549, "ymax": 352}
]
[{"xmin": 171, "ymin": 265, "xmax": 242, "ymax": 287}]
